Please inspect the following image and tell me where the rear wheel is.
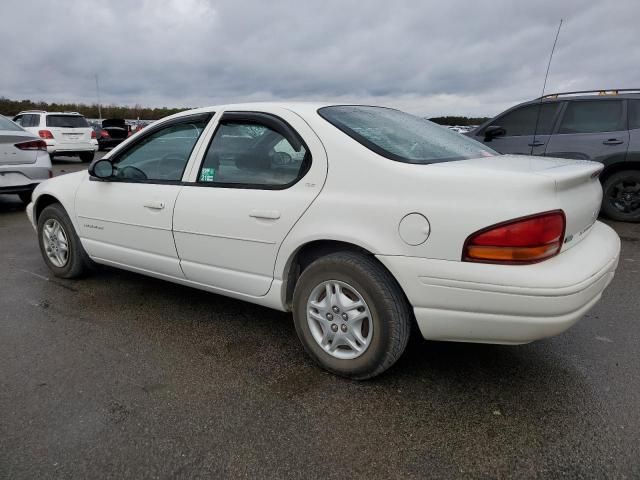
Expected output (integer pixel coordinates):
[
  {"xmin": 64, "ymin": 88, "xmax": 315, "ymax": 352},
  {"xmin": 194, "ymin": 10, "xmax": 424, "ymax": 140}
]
[
  {"xmin": 292, "ymin": 251, "xmax": 412, "ymax": 380},
  {"xmin": 602, "ymin": 170, "xmax": 640, "ymax": 222},
  {"xmin": 37, "ymin": 203, "xmax": 93, "ymax": 278},
  {"xmin": 79, "ymin": 151, "xmax": 95, "ymax": 163}
]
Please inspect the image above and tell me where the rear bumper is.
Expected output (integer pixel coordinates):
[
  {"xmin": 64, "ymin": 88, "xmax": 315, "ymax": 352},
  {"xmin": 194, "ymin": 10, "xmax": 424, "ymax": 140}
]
[
  {"xmin": 0, "ymin": 153, "xmax": 52, "ymax": 193},
  {"xmin": 377, "ymin": 221, "xmax": 620, "ymax": 344},
  {"xmin": 46, "ymin": 140, "xmax": 97, "ymax": 154}
]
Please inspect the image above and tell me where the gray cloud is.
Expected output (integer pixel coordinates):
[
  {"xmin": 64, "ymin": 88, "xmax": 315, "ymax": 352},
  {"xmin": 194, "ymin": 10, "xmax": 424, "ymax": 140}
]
[{"xmin": 1, "ymin": 0, "xmax": 638, "ymax": 116}]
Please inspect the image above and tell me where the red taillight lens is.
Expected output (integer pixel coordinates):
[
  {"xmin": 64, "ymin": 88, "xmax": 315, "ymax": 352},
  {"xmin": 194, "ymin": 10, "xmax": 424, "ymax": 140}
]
[
  {"xmin": 91, "ymin": 130, "xmax": 96, "ymax": 139},
  {"xmin": 38, "ymin": 130, "xmax": 54, "ymax": 139},
  {"xmin": 463, "ymin": 210, "xmax": 566, "ymax": 264},
  {"xmin": 15, "ymin": 139, "xmax": 48, "ymax": 151},
  {"xmin": 100, "ymin": 130, "xmax": 110, "ymax": 139}
]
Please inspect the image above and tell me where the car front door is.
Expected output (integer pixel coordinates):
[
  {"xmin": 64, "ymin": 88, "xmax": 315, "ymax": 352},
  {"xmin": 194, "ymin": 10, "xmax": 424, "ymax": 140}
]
[
  {"xmin": 544, "ymin": 99, "xmax": 629, "ymax": 167},
  {"xmin": 75, "ymin": 113, "xmax": 212, "ymax": 277},
  {"xmin": 472, "ymin": 102, "xmax": 560, "ymax": 156},
  {"xmin": 173, "ymin": 109, "xmax": 327, "ymax": 297}
]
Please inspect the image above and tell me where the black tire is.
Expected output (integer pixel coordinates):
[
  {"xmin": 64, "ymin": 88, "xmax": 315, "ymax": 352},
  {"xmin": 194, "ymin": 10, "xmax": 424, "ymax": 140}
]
[
  {"xmin": 601, "ymin": 170, "xmax": 640, "ymax": 222},
  {"xmin": 292, "ymin": 251, "xmax": 412, "ymax": 380},
  {"xmin": 37, "ymin": 203, "xmax": 93, "ymax": 278},
  {"xmin": 79, "ymin": 151, "xmax": 95, "ymax": 163},
  {"xmin": 18, "ymin": 190, "xmax": 33, "ymax": 204}
]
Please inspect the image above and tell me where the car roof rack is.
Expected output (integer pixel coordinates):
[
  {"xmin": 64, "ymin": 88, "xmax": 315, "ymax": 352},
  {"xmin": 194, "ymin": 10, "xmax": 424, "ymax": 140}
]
[
  {"xmin": 539, "ymin": 89, "xmax": 640, "ymax": 100},
  {"xmin": 17, "ymin": 110, "xmax": 47, "ymax": 114}
]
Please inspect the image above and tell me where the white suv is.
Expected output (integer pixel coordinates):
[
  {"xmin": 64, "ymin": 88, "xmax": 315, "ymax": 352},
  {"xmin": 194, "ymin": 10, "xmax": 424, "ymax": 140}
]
[{"xmin": 13, "ymin": 111, "xmax": 98, "ymax": 162}]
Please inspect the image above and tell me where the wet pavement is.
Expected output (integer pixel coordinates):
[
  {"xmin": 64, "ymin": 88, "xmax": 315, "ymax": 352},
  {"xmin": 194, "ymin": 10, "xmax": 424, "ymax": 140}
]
[{"xmin": 1, "ymin": 156, "xmax": 639, "ymax": 478}]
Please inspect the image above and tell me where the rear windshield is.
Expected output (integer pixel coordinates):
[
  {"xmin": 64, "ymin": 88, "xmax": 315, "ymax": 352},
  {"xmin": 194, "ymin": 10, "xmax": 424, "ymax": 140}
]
[
  {"xmin": 46, "ymin": 115, "xmax": 89, "ymax": 128},
  {"xmin": 319, "ymin": 105, "xmax": 497, "ymax": 164},
  {"xmin": 0, "ymin": 115, "xmax": 23, "ymax": 131}
]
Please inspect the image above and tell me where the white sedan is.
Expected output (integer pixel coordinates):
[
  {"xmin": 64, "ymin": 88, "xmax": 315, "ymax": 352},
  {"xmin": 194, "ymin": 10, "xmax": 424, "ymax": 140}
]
[{"xmin": 26, "ymin": 103, "xmax": 621, "ymax": 379}]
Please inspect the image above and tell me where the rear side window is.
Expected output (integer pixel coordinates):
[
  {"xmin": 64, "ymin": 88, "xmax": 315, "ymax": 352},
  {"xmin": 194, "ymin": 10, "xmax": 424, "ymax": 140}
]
[
  {"xmin": 46, "ymin": 115, "xmax": 89, "ymax": 128},
  {"xmin": 558, "ymin": 100, "xmax": 624, "ymax": 134},
  {"xmin": 198, "ymin": 122, "xmax": 308, "ymax": 187},
  {"xmin": 488, "ymin": 103, "xmax": 559, "ymax": 136},
  {"xmin": 319, "ymin": 106, "xmax": 496, "ymax": 164},
  {"xmin": 17, "ymin": 114, "xmax": 40, "ymax": 128},
  {"xmin": 628, "ymin": 100, "xmax": 640, "ymax": 130}
]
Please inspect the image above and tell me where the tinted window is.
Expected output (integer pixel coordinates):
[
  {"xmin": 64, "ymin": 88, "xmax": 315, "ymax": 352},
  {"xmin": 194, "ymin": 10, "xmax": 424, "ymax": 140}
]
[
  {"xmin": 558, "ymin": 100, "xmax": 624, "ymax": 134},
  {"xmin": 0, "ymin": 115, "xmax": 23, "ymax": 131},
  {"xmin": 199, "ymin": 122, "xmax": 308, "ymax": 187},
  {"xmin": 489, "ymin": 103, "xmax": 559, "ymax": 136},
  {"xmin": 319, "ymin": 106, "xmax": 496, "ymax": 164},
  {"xmin": 628, "ymin": 100, "xmax": 640, "ymax": 130},
  {"xmin": 46, "ymin": 115, "xmax": 89, "ymax": 128},
  {"xmin": 26, "ymin": 114, "xmax": 40, "ymax": 127},
  {"xmin": 113, "ymin": 118, "xmax": 209, "ymax": 182}
]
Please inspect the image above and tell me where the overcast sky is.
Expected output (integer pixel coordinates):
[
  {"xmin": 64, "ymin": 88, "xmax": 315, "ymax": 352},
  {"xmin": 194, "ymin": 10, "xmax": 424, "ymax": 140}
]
[{"xmin": 1, "ymin": 0, "xmax": 639, "ymax": 117}]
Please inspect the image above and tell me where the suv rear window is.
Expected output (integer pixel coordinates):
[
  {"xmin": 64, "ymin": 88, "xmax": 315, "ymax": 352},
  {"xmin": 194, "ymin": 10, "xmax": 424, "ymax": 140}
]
[
  {"xmin": 46, "ymin": 115, "xmax": 89, "ymax": 128},
  {"xmin": 319, "ymin": 106, "xmax": 496, "ymax": 164}
]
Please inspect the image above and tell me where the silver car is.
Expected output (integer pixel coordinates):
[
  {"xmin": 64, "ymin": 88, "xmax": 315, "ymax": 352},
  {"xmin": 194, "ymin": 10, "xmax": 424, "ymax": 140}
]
[{"xmin": 0, "ymin": 115, "xmax": 52, "ymax": 203}]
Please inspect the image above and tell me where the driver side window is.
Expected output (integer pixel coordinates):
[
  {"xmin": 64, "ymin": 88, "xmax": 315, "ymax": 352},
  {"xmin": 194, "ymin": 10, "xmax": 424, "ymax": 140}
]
[{"xmin": 113, "ymin": 118, "xmax": 209, "ymax": 182}]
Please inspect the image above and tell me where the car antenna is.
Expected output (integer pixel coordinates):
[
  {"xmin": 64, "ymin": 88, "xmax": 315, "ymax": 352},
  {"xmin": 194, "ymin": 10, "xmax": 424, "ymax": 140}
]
[{"xmin": 531, "ymin": 19, "xmax": 563, "ymax": 156}]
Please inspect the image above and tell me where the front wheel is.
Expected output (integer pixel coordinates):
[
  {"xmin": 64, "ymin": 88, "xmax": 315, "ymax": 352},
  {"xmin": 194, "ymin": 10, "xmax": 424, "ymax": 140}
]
[
  {"xmin": 292, "ymin": 251, "xmax": 412, "ymax": 380},
  {"xmin": 602, "ymin": 170, "xmax": 640, "ymax": 222},
  {"xmin": 37, "ymin": 203, "xmax": 93, "ymax": 278},
  {"xmin": 79, "ymin": 151, "xmax": 95, "ymax": 163}
]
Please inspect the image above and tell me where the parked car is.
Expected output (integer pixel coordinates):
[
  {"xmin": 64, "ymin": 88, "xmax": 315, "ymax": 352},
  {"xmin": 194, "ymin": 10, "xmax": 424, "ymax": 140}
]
[
  {"xmin": 0, "ymin": 115, "xmax": 52, "ymax": 203},
  {"xmin": 26, "ymin": 103, "xmax": 620, "ymax": 379},
  {"xmin": 467, "ymin": 89, "xmax": 640, "ymax": 222},
  {"xmin": 13, "ymin": 110, "xmax": 98, "ymax": 162},
  {"xmin": 94, "ymin": 119, "xmax": 131, "ymax": 151}
]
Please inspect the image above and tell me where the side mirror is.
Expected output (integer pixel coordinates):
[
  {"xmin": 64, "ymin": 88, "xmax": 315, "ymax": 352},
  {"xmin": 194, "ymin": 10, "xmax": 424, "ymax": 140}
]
[
  {"xmin": 89, "ymin": 159, "xmax": 114, "ymax": 179},
  {"xmin": 484, "ymin": 125, "xmax": 506, "ymax": 142}
]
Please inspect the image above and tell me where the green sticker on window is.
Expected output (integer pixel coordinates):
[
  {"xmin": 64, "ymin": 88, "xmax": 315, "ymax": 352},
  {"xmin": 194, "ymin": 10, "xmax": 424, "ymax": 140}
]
[{"xmin": 200, "ymin": 167, "xmax": 216, "ymax": 182}]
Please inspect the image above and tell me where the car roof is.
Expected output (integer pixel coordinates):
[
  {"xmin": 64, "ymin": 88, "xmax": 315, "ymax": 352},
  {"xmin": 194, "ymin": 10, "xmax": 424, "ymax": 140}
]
[{"xmin": 17, "ymin": 110, "xmax": 84, "ymax": 115}]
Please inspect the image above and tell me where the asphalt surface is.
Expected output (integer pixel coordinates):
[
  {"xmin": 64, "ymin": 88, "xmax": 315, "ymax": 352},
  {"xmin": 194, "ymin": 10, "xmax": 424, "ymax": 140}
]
[{"xmin": 1, "ymin": 154, "xmax": 639, "ymax": 479}]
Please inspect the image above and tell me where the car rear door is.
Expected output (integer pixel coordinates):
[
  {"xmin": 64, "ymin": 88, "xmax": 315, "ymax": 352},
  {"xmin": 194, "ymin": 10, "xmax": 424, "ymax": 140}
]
[
  {"xmin": 544, "ymin": 99, "xmax": 629, "ymax": 167},
  {"xmin": 471, "ymin": 102, "xmax": 561, "ymax": 156},
  {"xmin": 173, "ymin": 109, "xmax": 327, "ymax": 297}
]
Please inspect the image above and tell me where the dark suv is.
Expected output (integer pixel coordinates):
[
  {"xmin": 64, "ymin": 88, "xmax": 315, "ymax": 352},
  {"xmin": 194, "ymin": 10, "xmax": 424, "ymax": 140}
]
[{"xmin": 468, "ymin": 89, "xmax": 640, "ymax": 222}]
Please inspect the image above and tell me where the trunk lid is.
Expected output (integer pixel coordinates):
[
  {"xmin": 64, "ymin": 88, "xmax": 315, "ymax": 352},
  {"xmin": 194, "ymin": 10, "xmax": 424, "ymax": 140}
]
[
  {"xmin": 0, "ymin": 130, "xmax": 39, "ymax": 165},
  {"xmin": 437, "ymin": 154, "xmax": 603, "ymax": 251},
  {"xmin": 102, "ymin": 119, "xmax": 128, "ymax": 139}
]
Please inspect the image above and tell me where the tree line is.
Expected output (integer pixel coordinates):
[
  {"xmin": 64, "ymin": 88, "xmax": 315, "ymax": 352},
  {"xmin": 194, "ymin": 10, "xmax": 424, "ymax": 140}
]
[
  {"xmin": 0, "ymin": 97, "xmax": 189, "ymax": 120},
  {"xmin": 429, "ymin": 116, "xmax": 489, "ymax": 126}
]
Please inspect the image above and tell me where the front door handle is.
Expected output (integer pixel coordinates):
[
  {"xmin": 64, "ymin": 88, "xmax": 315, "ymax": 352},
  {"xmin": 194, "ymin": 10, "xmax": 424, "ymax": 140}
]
[
  {"xmin": 603, "ymin": 139, "xmax": 624, "ymax": 145},
  {"xmin": 144, "ymin": 200, "xmax": 166, "ymax": 210},
  {"xmin": 528, "ymin": 141, "xmax": 545, "ymax": 147},
  {"xmin": 249, "ymin": 209, "xmax": 281, "ymax": 220}
]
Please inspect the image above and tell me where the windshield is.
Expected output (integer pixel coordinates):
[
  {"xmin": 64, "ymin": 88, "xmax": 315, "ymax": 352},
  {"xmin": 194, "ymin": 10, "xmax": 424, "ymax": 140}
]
[
  {"xmin": 318, "ymin": 105, "xmax": 497, "ymax": 164},
  {"xmin": 46, "ymin": 115, "xmax": 89, "ymax": 128},
  {"xmin": 0, "ymin": 115, "xmax": 23, "ymax": 131}
]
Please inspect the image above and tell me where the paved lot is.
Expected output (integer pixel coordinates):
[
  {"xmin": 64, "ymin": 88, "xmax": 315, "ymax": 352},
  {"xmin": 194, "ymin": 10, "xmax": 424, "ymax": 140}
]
[{"xmin": 1, "ymin": 156, "xmax": 639, "ymax": 478}]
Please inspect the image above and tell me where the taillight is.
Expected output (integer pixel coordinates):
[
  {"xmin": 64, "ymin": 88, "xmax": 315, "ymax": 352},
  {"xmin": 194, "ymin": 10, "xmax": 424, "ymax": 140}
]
[
  {"xmin": 15, "ymin": 139, "xmax": 48, "ymax": 151},
  {"xmin": 91, "ymin": 130, "xmax": 96, "ymax": 139},
  {"xmin": 39, "ymin": 130, "xmax": 54, "ymax": 139},
  {"xmin": 462, "ymin": 210, "xmax": 566, "ymax": 264},
  {"xmin": 99, "ymin": 130, "xmax": 110, "ymax": 139}
]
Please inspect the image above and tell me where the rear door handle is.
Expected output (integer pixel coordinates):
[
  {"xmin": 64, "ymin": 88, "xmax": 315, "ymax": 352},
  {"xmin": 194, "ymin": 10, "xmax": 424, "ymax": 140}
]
[
  {"xmin": 528, "ymin": 141, "xmax": 545, "ymax": 147},
  {"xmin": 249, "ymin": 209, "xmax": 281, "ymax": 220},
  {"xmin": 603, "ymin": 139, "xmax": 624, "ymax": 145},
  {"xmin": 143, "ymin": 200, "xmax": 166, "ymax": 210}
]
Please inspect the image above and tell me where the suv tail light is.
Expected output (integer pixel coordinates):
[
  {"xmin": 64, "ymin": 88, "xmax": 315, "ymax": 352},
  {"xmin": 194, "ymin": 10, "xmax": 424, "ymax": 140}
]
[
  {"xmin": 91, "ymin": 130, "xmax": 96, "ymax": 139},
  {"xmin": 38, "ymin": 130, "xmax": 54, "ymax": 139},
  {"xmin": 15, "ymin": 139, "xmax": 48, "ymax": 151},
  {"xmin": 462, "ymin": 210, "xmax": 566, "ymax": 264}
]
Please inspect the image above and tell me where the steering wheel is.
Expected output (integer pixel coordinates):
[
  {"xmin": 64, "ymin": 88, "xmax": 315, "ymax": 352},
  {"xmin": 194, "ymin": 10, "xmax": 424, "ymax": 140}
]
[{"xmin": 118, "ymin": 165, "xmax": 148, "ymax": 180}]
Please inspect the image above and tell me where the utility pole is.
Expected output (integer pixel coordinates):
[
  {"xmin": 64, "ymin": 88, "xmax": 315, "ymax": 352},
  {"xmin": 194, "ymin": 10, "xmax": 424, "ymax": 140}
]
[{"xmin": 95, "ymin": 74, "xmax": 102, "ymax": 120}]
